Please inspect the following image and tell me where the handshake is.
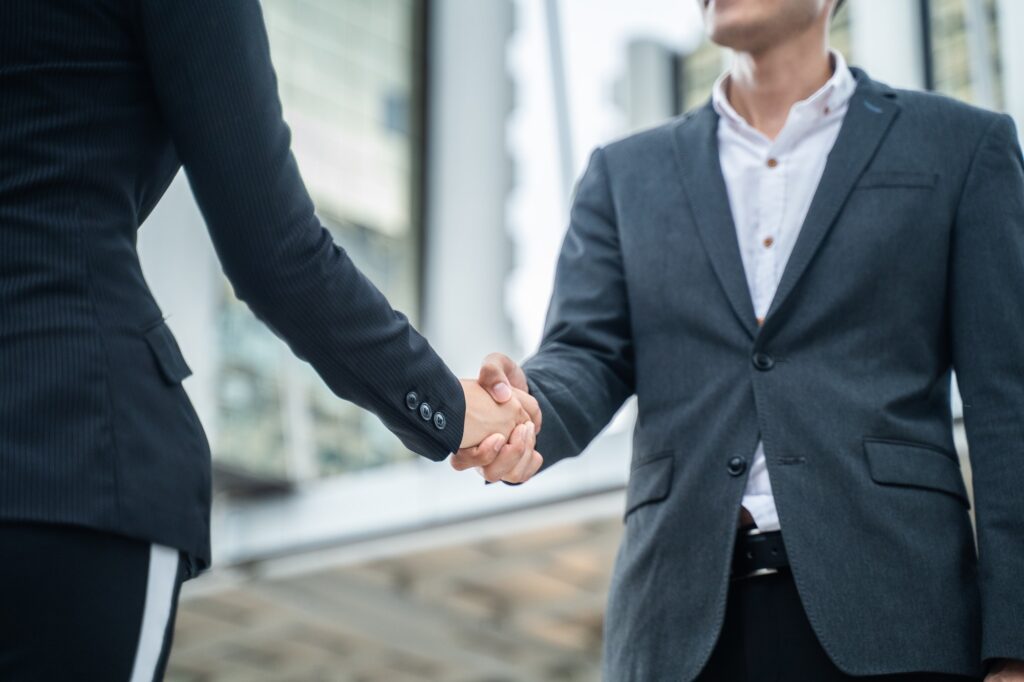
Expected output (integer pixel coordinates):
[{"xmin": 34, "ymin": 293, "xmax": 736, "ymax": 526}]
[{"xmin": 454, "ymin": 353, "xmax": 543, "ymax": 484}]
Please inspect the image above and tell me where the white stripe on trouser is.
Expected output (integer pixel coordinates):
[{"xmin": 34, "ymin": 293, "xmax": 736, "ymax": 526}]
[{"xmin": 129, "ymin": 544, "xmax": 179, "ymax": 682}]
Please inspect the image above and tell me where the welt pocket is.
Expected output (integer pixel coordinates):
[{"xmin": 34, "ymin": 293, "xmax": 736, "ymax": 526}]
[
  {"xmin": 855, "ymin": 171, "xmax": 938, "ymax": 190},
  {"xmin": 863, "ymin": 437, "xmax": 969, "ymax": 508},
  {"xmin": 144, "ymin": 321, "xmax": 193, "ymax": 385},
  {"xmin": 625, "ymin": 454, "xmax": 674, "ymax": 518}
]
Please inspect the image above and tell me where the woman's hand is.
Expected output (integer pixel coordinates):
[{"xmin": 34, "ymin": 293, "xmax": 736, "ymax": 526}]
[{"xmin": 452, "ymin": 420, "xmax": 543, "ymax": 483}]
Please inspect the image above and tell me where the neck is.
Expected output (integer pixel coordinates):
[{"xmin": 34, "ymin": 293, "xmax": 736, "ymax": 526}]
[{"xmin": 726, "ymin": 27, "xmax": 833, "ymax": 139}]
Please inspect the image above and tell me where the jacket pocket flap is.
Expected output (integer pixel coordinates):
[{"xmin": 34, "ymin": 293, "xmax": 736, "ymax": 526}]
[
  {"xmin": 856, "ymin": 171, "xmax": 938, "ymax": 189},
  {"xmin": 864, "ymin": 438, "xmax": 969, "ymax": 507},
  {"xmin": 144, "ymin": 321, "xmax": 193, "ymax": 384},
  {"xmin": 625, "ymin": 455, "xmax": 674, "ymax": 518}
]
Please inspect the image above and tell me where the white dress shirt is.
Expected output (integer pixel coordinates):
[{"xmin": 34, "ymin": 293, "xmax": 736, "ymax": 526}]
[{"xmin": 711, "ymin": 50, "xmax": 857, "ymax": 531}]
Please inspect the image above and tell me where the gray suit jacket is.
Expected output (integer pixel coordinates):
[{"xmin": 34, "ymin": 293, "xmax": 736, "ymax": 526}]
[{"xmin": 523, "ymin": 68, "xmax": 1024, "ymax": 680}]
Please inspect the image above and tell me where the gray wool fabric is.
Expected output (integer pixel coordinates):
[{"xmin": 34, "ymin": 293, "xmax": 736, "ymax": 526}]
[{"xmin": 523, "ymin": 68, "xmax": 1024, "ymax": 681}]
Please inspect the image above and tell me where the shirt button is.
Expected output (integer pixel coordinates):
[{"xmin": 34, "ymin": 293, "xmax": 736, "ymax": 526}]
[
  {"xmin": 766, "ymin": 158, "xmax": 779, "ymax": 169},
  {"xmin": 405, "ymin": 391, "xmax": 419, "ymax": 411},
  {"xmin": 418, "ymin": 402, "xmax": 433, "ymax": 421},
  {"xmin": 763, "ymin": 236, "xmax": 774, "ymax": 248},
  {"xmin": 433, "ymin": 411, "xmax": 447, "ymax": 431},
  {"xmin": 752, "ymin": 352, "xmax": 775, "ymax": 371},
  {"xmin": 727, "ymin": 456, "xmax": 748, "ymax": 476}
]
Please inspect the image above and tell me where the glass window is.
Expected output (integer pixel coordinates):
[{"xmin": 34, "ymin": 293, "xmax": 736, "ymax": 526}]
[
  {"xmin": 928, "ymin": 0, "xmax": 1003, "ymax": 108},
  {"xmin": 215, "ymin": 0, "xmax": 425, "ymax": 481}
]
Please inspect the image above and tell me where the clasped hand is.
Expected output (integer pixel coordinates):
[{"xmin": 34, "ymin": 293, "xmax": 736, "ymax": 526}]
[{"xmin": 455, "ymin": 354, "xmax": 542, "ymax": 484}]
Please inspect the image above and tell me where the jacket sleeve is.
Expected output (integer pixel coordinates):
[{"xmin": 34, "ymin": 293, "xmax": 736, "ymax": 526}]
[
  {"xmin": 948, "ymin": 113, "xmax": 1024, "ymax": 664},
  {"xmin": 135, "ymin": 0, "xmax": 463, "ymax": 460},
  {"xmin": 522, "ymin": 147, "xmax": 636, "ymax": 472}
]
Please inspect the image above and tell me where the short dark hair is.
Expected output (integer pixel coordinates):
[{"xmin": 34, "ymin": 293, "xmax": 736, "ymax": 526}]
[{"xmin": 833, "ymin": 0, "xmax": 847, "ymax": 15}]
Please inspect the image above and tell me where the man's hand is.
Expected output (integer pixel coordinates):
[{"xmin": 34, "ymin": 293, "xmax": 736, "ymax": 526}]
[
  {"xmin": 458, "ymin": 378, "xmax": 539, "ymax": 450},
  {"xmin": 451, "ymin": 419, "xmax": 542, "ymax": 483},
  {"xmin": 987, "ymin": 659, "xmax": 1024, "ymax": 681},
  {"xmin": 451, "ymin": 354, "xmax": 544, "ymax": 484},
  {"xmin": 475, "ymin": 353, "xmax": 532, "ymax": 409}
]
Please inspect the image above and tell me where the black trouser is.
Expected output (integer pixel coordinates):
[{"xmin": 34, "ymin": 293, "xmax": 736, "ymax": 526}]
[
  {"xmin": 696, "ymin": 568, "xmax": 981, "ymax": 682},
  {"xmin": 0, "ymin": 522, "xmax": 187, "ymax": 681}
]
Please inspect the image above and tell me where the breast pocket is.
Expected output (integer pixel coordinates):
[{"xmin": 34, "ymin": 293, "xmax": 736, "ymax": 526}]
[
  {"xmin": 863, "ymin": 437, "xmax": 969, "ymax": 509},
  {"xmin": 854, "ymin": 171, "xmax": 938, "ymax": 190}
]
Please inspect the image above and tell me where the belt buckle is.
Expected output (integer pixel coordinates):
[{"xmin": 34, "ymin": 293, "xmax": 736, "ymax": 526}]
[{"xmin": 731, "ymin": 526, "xmax": 780, "ymax": 581}]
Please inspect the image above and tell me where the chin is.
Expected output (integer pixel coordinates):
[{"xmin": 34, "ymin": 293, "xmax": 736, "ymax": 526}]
[
  {"xmin": 701, "ymin": 0, "xmax": 796, "ymax": 51},
  {"xmin": 707, "ymin": 22, "xmax": 768, "ymax": 52}
]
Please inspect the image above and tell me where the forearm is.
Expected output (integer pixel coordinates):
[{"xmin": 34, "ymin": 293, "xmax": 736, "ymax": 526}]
[
  {"xmin": 138, "ymin": 0, "xmax": 464, "ymax": 458},
  {"xmin": 523, "ymin": 345, "xmax": 633, "ymax": 472},
  {"xmin": 949, "ymin": 112, "xmax": 1024, "ymax": 662}
]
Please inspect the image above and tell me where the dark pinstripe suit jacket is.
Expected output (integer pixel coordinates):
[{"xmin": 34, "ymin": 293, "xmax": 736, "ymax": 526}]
[
  {"xmin": 524, "ymin": 69, "xmax": 1024, "ymax": 680},
  {"xmin": 0, "ymin": 0, "xmax": 464, "ymax": 573}
]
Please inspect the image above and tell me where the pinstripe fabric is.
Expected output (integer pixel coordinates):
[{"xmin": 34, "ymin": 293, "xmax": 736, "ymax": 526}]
[{"xmin": 0, "ymin": 0, "xmax": 465, "ymax": 572}]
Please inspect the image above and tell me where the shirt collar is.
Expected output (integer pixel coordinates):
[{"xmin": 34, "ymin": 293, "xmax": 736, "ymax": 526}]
[{"xmin": 711, "ymin": 49, "xmax": 857, "ymax": 128}]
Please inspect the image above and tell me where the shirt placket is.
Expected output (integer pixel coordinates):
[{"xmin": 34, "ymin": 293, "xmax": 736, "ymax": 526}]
[{"xmin": 754, "ymin": 141, "xmax": 786, "ymax": 323}]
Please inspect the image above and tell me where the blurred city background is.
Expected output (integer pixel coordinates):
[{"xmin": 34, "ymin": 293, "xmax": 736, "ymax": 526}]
[{"xmin": 137, "ymin": 1, "xmax": 1023, "ymax": 679}]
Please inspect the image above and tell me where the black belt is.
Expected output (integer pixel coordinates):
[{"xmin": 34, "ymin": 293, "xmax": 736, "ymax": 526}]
[{"xmin": 731, "ymin": 529, "xmax": 789, "ymax": 581}]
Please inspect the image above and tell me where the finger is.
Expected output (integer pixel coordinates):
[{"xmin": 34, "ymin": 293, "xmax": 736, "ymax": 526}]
[
  {"xmin": 504, "ymin": 440, "xmax": 538, "ymax": 482},
  {"xmin": 450, "ymin": 434, "xmax": 504, "ymax": 471},
  {"xmin": 450, "ymin": 447, "xmax": 481, "ymax": 471},
  {"xmin": 482, "ymin": 423, "xmax": 533, "ymax": 482},
  {"xmin": 483, "ymin": 352, "xmax": 530, "ymax": 393},
  {"xmin": 515, "ymin": 404, "xmax": 531, "ymax": 426},
  {"xmin": 512, "ymin": 388, "xmax": 542, "ymax": 433},
  {"xmin": 504, "ymin": 422, "xmax": 538, "ymax": 482},
  {"xmin": 479, "ymin": 356, "xmax": 513, "ymax": 403},
  {"xmin": 521, "ymin": 451, "xmax": 544, "ymax": 481},
  {"xmin": 481, "ymin": 442, "xmax": 524, "ymax": 483},
  {"xmin": 480, "ymin": 353, "xmax": 531, "ymax": 401},
  {"xmin": 504, "ymin": 448, "xmax": 543, "ymax": 484}
]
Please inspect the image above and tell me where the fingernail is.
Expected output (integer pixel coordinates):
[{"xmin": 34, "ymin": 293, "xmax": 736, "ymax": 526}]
[
  {"xmin": 493, "ymin": 438, "xmax": 503, "ymax": 453},
  {"xmin": 492, "ymin": 382, "xmax": 512, "ymax": 401}
]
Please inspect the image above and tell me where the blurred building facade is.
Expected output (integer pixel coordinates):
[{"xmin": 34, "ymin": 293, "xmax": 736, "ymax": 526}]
[{"xmin": 136, "ymin": 1, "xmax": 1024, "ymax": 680}]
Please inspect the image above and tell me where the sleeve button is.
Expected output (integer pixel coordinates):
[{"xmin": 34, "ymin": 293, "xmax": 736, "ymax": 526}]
[
  {"xmin": 418, "ymin": 402, "xmax": 433, "ymax": 421},
  {"xmin": 405, "ymin": 391, "xmax": 419, "ymax": 410},
  {"xmin": 433, "ymin": 412, "xmax": 447, "ymax": 430}
]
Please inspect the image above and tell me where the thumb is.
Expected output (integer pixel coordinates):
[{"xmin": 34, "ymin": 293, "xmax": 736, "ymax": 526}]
[
  {"xmin": 490, "ymin": 381, "xmax": 512, "ymax": 402},
  {"xmin": 480, "ymin": 359, "xmax": 513, "ymax": 403}
]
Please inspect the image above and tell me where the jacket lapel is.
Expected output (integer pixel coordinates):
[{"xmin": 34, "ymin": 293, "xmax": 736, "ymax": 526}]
[
  {"xmin": 762, "ymin": 69, "xmax": 901, "ymax": 327},
  {"xmin": 673, "ymin": 104, "xmax": 760, "ymax": 340}
]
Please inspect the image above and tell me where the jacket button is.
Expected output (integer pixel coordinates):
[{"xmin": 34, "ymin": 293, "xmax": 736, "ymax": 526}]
[
  {"xmin": 433, "ymin": 411, "xmax": 447, "ymax": 431},
  {"xmin": 752, "ymin": 352, "xmax": 775, "ymax": 371},
  {"xmin": 405, "ymin": 391, "xmax": 419, "ymax": 410},
  {"xmin": 418, "ymin": 402, "xmax": 433, "ymax": 421},
  {"xmin": 727, "ymin": 456, "xmax": 747, "ymax": 476}
]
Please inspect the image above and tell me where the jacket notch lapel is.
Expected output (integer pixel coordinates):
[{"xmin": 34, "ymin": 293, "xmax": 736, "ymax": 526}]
[
  {"xmin": 762, "ymin": 71, "xmax": 901, "ymax": 327},
  {"xmin": 672, "ymin": 104, "xmax": 760, "ymax": 340}
]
